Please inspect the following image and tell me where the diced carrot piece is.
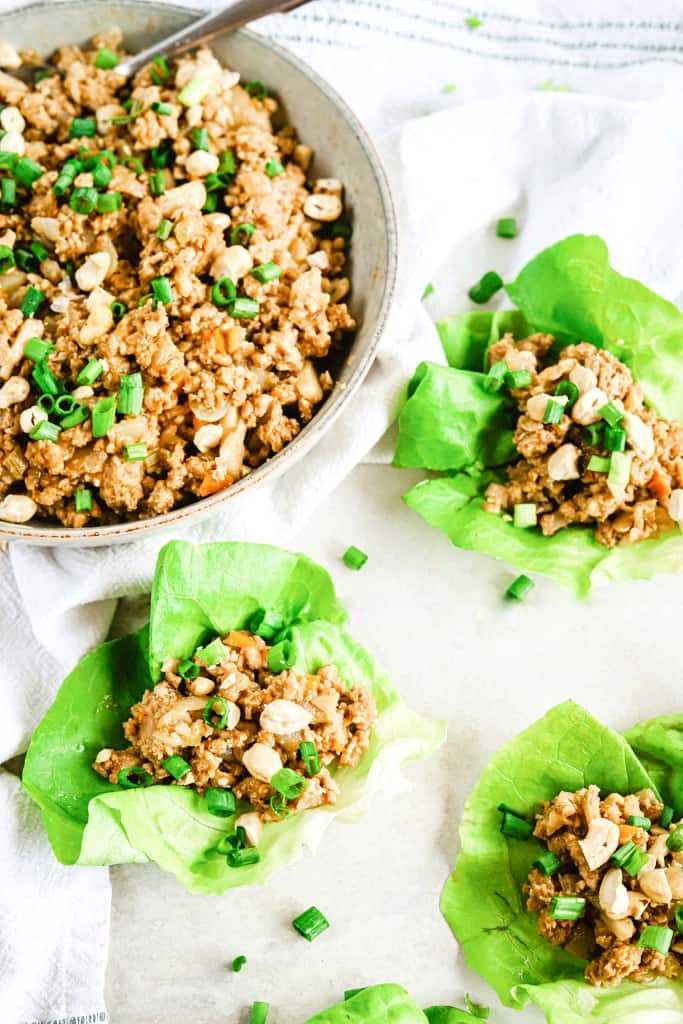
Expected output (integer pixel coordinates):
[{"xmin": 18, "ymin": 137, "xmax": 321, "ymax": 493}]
[
  {"xmin": 226, "ymin": 631, "xmax": 258, "ymax": 648},
  {"xmin": 648, "ymin": 469, "xmax": 670, "ymax": 503},
  {"xmin": 198, "ymin": 475, "xmax": 232, "ymax": 497},
  {"xmin": 619, "ymin": 824, "xmax": 646, "ymax": 845}
]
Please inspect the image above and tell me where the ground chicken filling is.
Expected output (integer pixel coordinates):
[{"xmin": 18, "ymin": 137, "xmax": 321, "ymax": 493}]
[
  {"xmin": 483, "ymin": 333, "xmax": 683, "ymax": 547},
  {"xmin": 0, "ymin": 32, "xmax": 355, "ymax": 527},
  {"xmin": 93, "ymin": 629, "xmax": 376, "ymax": 830},
  {"xmin": 525, "ymin": 785, "xmax": 683, "ymax": 986}
]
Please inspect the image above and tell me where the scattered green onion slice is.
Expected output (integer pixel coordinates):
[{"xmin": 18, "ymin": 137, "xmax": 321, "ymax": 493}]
[
  {"xmin": 269, "ymin": 793, "xmax": 292, "ymax": 818},
  {"xmin": 206, "ymin": 787, "xmax": 236, "ymax": 817},
  {"xmin": 150, "ymin": 56, "xmax": 170, "ymax": 86},
  {"xmin": 583, "ymin": 422, "xmax": 603, "ymax": 446},
  {"xmin": 667, "ymin": 826, "xmax": 683, "ymax": 852},
  {"xmin": 151, "ymin": 276, "xmax": 174, "ymax": 305},
  {"xmin": 202, "ymin": 192, "xmax": 218, "ymax": 213},
  {"xmin": 118, "ymin": 384, "xmax": 144, "ymax": 416},
  {"xmin": 151, "ymin": 101, "xmax": 174, "ymax": 116},
  {"xmin": 496, "ymin": 217, "xmax": 517, "ymax": 239},
  {"xmin": 330, "ymin": 220, "xmax": 352, "ymax": 239},
  {"xmin": 15, "ymin": 247, "xmax": 38, "ymax": 272},
  {"xmin": 122, "ymin": 156, "xmax": 144, "ymax": 174},
  {"xmin": 543, "ymin": 399, "xmax": 564, "ymax": 425},
  {"xmin": 676, "ymin": 906, "xmax": 683, "ymax": 935},
  {"xmin": 608, "ymin": 451, "xmax": 631, "ymax": 491},
  {"xmin": 627, "ymin": 815, "xmax": 651, "ymax": 830},
  {"xmin": 465, "ymin": 15, "xmax": 482, "ymax": 28},
  {"xmin": 265, "ymin": 158, "xmax": 284, "ymax": 178},
  {"xmin": 55, "ymin": 394, "xmax": 77, "ymax": 417},
  {"xmin": 505, "ymin": 369, "xmax": 532, "ymax": 389},
  {"xmin": 0, "ymin": 244, "xmax": 15, "ymax": 275},
  {"xmin": 271, "ymin": 767, "xmax": 307, "ymax": 800},
  {"xmin": 513, "ymin": 503, "xmax": 537, "ymax": 529},
  {"xmin": 69, "ymin": 187, "xmax": 98, "ymax": 215},
  {"xmin": 111, "ymin": 100, "xmax": 143, "ymax": 125},
  {"xmin": 300, "ymin": 740, "xmax": 321, "ymax": 776},
  {"xmin": 227, "ymin": 847, "xmax": 260, "ymax": 868},
  {"xmin": 95, "ymin": 47, "xmax": 119, "ymax": 70},
  {"xmin": 123, "ymin": 442, "xmax": 148, "ymax": 461},
  {"xmin": 604, "ymin": 424, "xmax": 626, "ymax": 453},
  {"xmin": 231, "ymin": 955, "xmax": 247, "ymax": 972},
  {"xmin": 548, "ymin": 895, "xmax": 585, "ymax": 921},
  {"xmin": 342, "ymin": 545, "xmax": 368, "ymax": 570},
  {"xmin": 24, "ymin": 337, "xmax": 55, "ymax": 361},
  {"xmin": 162, "ymin": 755, "xmax": 192, "ymax": 780},
  {"xmin": 92, "ymin": 162, "xmax": 113, "ymax": 189},
  {"xmin": 245, "ymin": 80, "xmax": 268, "ymax": 99},
  {"xmin": 30, "ymin": 239, "xmax": 49, "ymax": 263},
  {"xmin": 76, "ymin": 358, "xmax": 105, "ymax": 386},
  {"xmin": 74, "ymin": 488, "xmax": 92, "ymax": 513},
  {"xmin": 421, "ymin": 282, "xmax": 435, "ymax": 300},
  {"xmin": 192, "ymin": 127, "xmax": 210, "ymax": 151},
  {"xmin": 231, "ymin": 297, "xmax": 259, "ymax": 319},
  {"xmin": 1, "ymin": 178, "xmax": 16, "ymax": 207},
  {"xmin": 30, "ymin": 420, "xmax": 61, "ymax": 443},
  {"xmin": 249, "ymin": 1001, "xmax": 269, "ymax": 1024},
  {"xmin": 202, "ymin": 696, "xmax": 230, "ymax": 730},
  {"xmin": 482, "ymin": 361, "xmax": 507, "ymax": 393},
  {"xmin": 611, "ymin": 840, "xmax": 638, "ymax": 867},
  {"xmin": 60, "ymin": 405, "xmax": 89, "ymax": 430},
  {"xmin": 195, "ymin": 638, "xmax": 228, "ymax": 667},
  {"xmin": 31, "ymin": 359, "xmax": 59, "ymax": 395},
  {"xmin": 111, "ymin": 300, "xmax": 127, "ymax": 321},
  {"xmin": 211, "ymin": 277, "xmax": 236, "ymax": 307},
  {"xmin": 600, "ymin": 401, "xmax": 624, "ymax": 427},
  {"xmin": 552, "ymin": 384, "xmax": 578, "ymax": 412},
  {"xmin": 118, "ymin": 766, "xmax": 154, "ymax": 789},
  {"xmin": 638, "ymin": 926, "xmax": 673, "ymax": 955},
  {"xmin": 20, "ymin": 286, "xmax": 45, "ymax": 317},
  {"xmin": 156, "ymin": 218, "xmax": 173, "ymax": 241},
  {"xmin": 97, "ymin": 191, "xmax": 122, "ymax": 213},
  {"xmin": 178, "ymin": 74, "xmax": 212, "ymax": 107},
  {"xmin": 70, "ymin": 116, "xmax": 97, "ymax": 139},
  {"xmin": 91, "ymin": 395, "xmax": 117, "ymax": 437},
  {"xmin": 177, "ymin": 659, "xmax": 200, "ymax": 680},
  {"xmin": 622, "ymin": 845, "xmax": 650, "ymax": 876},
  {"xmin": 292, "ymin": 906, "xmax": 330, "ymax": 942},
  {"xmin": 468, "ymin": 270, "xmax": 503, "ymax": 304},
  {"xmin": 588, "ymin": 455, "xmax": 611, "ymax": 473},
  {"xmin": 37, "ymin": 394, "xmax": 55, "ymax": 413},
  {"xmin": 14, "ymin": 157, "xmax": 44, "ymax": 187},
  {"xmin": 251, "ymin": 261, "xmax": 282, "ymax": 283},
  {"xmin": 661, "ymin": 806, "xmax": 675, "ymax": 828},
  {"xmin": 230, "ymin": 222, "xmax": 255, "ymax": 246},
  {"xmin": 500, "ymin": 809, "xmax": 533, "ymax": 839},
  {"xmin": 0, "ymin": 153, "xmax": 18, "ymax": 171},
  {"xmin": 149, "ymin": 170, "xmax": 166, "ymax": 196},
  {"xmin": 505, "ymin": 574, "xmax": 534, "ymax": 601},
  {"xmin": 218, "ymin": 151, "xmax": 236, "ymax": 175},
  {"xmin": 267, "ymin": 639, "xmax": 296, "ymax": 673},
  {"xmin": 533, "ymin": 851, "xmax": 562, "ymax": 876},
  {"xmin": 248, "ymin": 608, "xmax": 285, "ymax": 639}
]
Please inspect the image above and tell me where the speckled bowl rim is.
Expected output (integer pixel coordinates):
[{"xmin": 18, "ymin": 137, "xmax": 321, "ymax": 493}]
[{"xmin": 0, "ymin": 0, "xmax": 398, "ymax": 545}]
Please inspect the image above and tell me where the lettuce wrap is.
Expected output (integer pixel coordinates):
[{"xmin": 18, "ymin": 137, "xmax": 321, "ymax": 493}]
[
  {"xmin": 440, "ymin": 699, "xmax": 683, "ymax": 1021},
  {"xmin": 396, "ymin": 235, "xmax": 683, "ymax": 595},
  {"xmin": 303, "ymin": 983, "xmax": 481, "ymax": 1023},
  {"xmin": 23, "ymin": 541, "xmax": 445, "ymax": 894}
]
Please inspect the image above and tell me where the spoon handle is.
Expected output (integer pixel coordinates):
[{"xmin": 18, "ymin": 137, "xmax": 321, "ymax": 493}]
[{"xmin": 116, "ymin": 0, "xmax": 314, "ymax": 78}]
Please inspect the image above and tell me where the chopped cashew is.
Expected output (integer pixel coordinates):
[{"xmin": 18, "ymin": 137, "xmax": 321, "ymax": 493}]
[
  {"xmin": 303, "ymin": 193, "xmax": 343, "ymax": 222},
  {"xmin": 526, "ymin": 393, "xmax": 566, "ymax": 422},
  {"xmin": 193, "ymin": 424, "xmax": 223, "ymax": 452},
  {"xmin": 185, "ymin": 150, "xmax": 220, "ymax": 178},
  {"xmin": 0, "ymin": 41, "xmax": 21, "ymax": 69},
  {"xmin": 19, "ymin": 405, "xmax": 47, "ymax": 434},
  {"xmin": 0, "ymin": 131, "xmax": 24, "ymax": 156},
  {"xmin": 547, "ymin": 443, "xmax": 580, "ymax": 481},
  {"xmin": 628, "ymin": 891, "xmax": 650, "ymax": 919},
  {"xmin": 602, "ymin": 915, "xmax": 635, "ymax": 941},
  {"xmin": 259, "ymin": 699, "xmax": 313, "ymax": 736},
  {"xmin": 235, "ymin": 812, "xmax": 262, "ymax": 848},
  {"xmin": 315, "ymin": 177, "xmax": 343, "ymax": 197},
  {"xmin": 75, "ymin": 252, "xmax": 111, "ymax": 292},
  {"xmin": 622, "ymin": 411, "xmax": 655, "ymax": 460},
  {"xmin": 0, "ymin": 494, "xmax": 37, "ymax": 523},
  {"xmin": 639, "ymin": 868, "xmax": 672, "ymax": 904},
  {"xmin": 210, "ymin": 245, "xmax": 253, "ymax": 282},
  {"xmin": 296, "ymin": 361, "xmax": 323, "ymax": 404},
  {"xmin": 598, "ymin": 868, "xmax": 630, "ymax": 918},
  {"xmin": 187, "ymin": 675, "xmax": 214, "ymax": 697},
  {"xmin": 0, "ymin": 375, "xmax": 29, "ymax": 409},
  {"xmin": 578, "ymin": 817, "xmax": 620, "ymax": 870},
  {"xmin": 158, "ymin": 180, "xmax": 206, "ymax": 214},
  {"xmin": 569, "ymin": 364, "xmax": 598, "ymax": 394},
  {"xmin": 0, "ymin": 106, "xmax": 24, "ymax": 133},
  {"xmin": 668, "ymin": 489, "xmax": 683, "ymax": 523},
  {"xmin": 571, "ymin": 387, "xmax": 608, "ymax": 426},
  {"xmin": 242, "ymin": 742, "xmax": 282, "ymax": 783}
]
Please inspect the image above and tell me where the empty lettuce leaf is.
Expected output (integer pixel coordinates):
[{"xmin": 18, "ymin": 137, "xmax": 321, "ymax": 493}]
[
  {"xmin": 397, "ymin": 235, "xmax": 683, "ymax": 593},
  {"xmin": 23, "ymin": 541, "xmax": 445, "ymax": 894},
  {"xmin": 440, "ymin": 700, "xmax": 683, "ymax": 1021},
  {"xmin": 303, "ymin": 984, "xmax": 481, "ymax": 1023}
]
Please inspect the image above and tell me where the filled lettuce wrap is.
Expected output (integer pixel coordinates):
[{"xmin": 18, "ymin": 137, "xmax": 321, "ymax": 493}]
[
  {"xmin": 396, "ymin": 235, "xmax": 683, "ymax": 595},
  {"xmin": 23, "ymin": 541, "xmax": 445, "ymax": 894},
  {"xmin": 441, "ymin": 700, "xmax": 683, "ymax": 1021},
  {"xmin": 303, "ymin": 983, "xmax": 481, "ymax": 1023}
]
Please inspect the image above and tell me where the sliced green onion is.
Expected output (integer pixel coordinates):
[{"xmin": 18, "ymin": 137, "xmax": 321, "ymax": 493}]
[
  {"xmin": 162, "ymin": 754, "xmax": 192, "ymax": 779},
  {"xmin": 622, "ymin": 845, "xmax": 650, "ymax": 876},
  {"xmin": 513, "ymin": 503, "xmax": 537, "ymax": 529},
  {"xmin": 265, "ymin": 158, "xmax": 284, "ymax": 178},
  {"xmin": 267, "ymin": 639, "xmax": 296, "ymax": 673},
  {"xmin": 91, "ymin": 395, "xmax": 117, "ymax": 437},
  {"xmin": 52, "ymin": 174, "xmax": 73, "ymax": 197},
  {"xmin": 611, "ymin": 840, "xmax": 639, "ymax": 867},
  {"xmin": 468, "ymin": 271, "xmax": 503, "ymax": 304},
  {"xmin": 117, "ymin": 387, "xmax": 144, "ymax": 416},
  {"xmin": 151, "ymin": 276, "xmax": 174, "ymax": 305},
  {"xmin": 342, "ymin": 545, "xmax": 368, "ymax": 570},
  {"xmin": 15, "ymin": 247, "xmax": 38, "ymax": 273},
  {"xmin": 76, "ymin": 358, "xmax": 105, "ymax": 386},
  {"xmin": 123, "ymin": 155, "xmax": 144, "ymax": 174},
  {"xmin": 30, "ymin": 240, "xmax": 49, "ymax": 263},
  {"xmin": 500, "ymin": 810, "xmax": 533, "ymax": 839},
  {"xmin": 149, "ymin": 142, "xmax": 172, "ymax": 168},
  {"xmin": 271, "ymin": 767, "xmax": 307, "ymax": 800},
  {"xmin": 24, "ymin": 337, "xmax": 55, "ymax": 361},
  {"xmin": 97, "ymin": 191, "xmax": 121, "ymax": 213},
  {"xmin": 496, "ymin": 217, "xmax": 517, "ymax": 239},
  {"xmin": 69, "ymin": 187, "xmax": 98, "ymax": 215},
  {"xmin": 465, "ymin": 15, "xmax": 482, "ymax": 27},
  {"xmin": 14, "ymin": 157, "xmax": 44, "ymax": 187},
  {"xmin": 543, "ymin": 399, "xmax": 564, "ymax": 424},
  {"xmin": 1, "ymin": 178, "xmax": 16, "ymax": 206},
  {"xmin": 533, "ymin": 851, "xmax": 562, "ymax": 876},
  {"xmin": 608, "ymin": 451, "xmax": 631, "ymax": 491},
  {"xmin": 123, "ymin": 442, "xmax": 148, "ymax": 461},
  {"xmin": 249, "ymin": 1002, "xmax": 269, "ymax": 1024},
  {"xmin": 178, "ymin": 74, "xmax": 212, "ymax": 107},
  {"xmin": 661, "ymin": 806, "xmax": 675, "ymax": 828},
  {"xmin": 218, "ymin": 151, "xmax": 236, "ymax": 175},
  {"xmin": 202, "ymin": 696, "xmax": 230, "ymax": 729},
  {"xmin": 150, "ymin": 55, "xmax": 170, "ymax": 86},
  {"xmin": 676, "ymin": 906, "xmax": 683, "ymax": 935},
  {"xmin": 204, "ymin": 171, "xmax": 231, "ymax": 193},
  {"xmin": 583, "ymin": 423, "xmax": 603, "ymax": 446},
  {"xmin": 30, "ymin": 420, "xmax": 61, "ymax": 442},
  {"xmin": 300, "ymin": 740, "xmax": 321, "ymax": 776},
  {"xmin": 20, "ymin": 286, "xmax": 44, "ymax": 317},
  {"xmin": 95, "ymin": 47, "xmax": 119, "ymax": 70},
  {"xmin": 120, "ymin": 371, "xmax": 143, "ymax": 390},
  {"xmin": 227, "ymin": 847, "xmax": 260, "ymax": 868},
  {"xmin": 195, "ymin": 638, "xmax": 228, "ymax": 667},
  {"xmin": 202, "ymin": 192, "xmax": 219, "ymax": 213},
  {"xmin": 505, "ymin": 369, "xmax": 532, "ymax": 389},
  {"xmin": 111, "ymin": 300, "xmax": 127, "ymax": 321},
  {"xmin": 70, "ymin": 116, "xmax": 97, "ymax": 139},
  {"xmin": 482, "ymin": 361, "xmax": 507, "ymax": 393},
  {"xmin": 211, "ymin": 277, "xmax": 236, "ymax": 307},
  {"xmin": 55, "ymin": 394, "xmax": 77, "ymax": 417},
  {"xmin": 604, "ymin": 424, "xmax": 626, "ymax": 453},
  {"xmin": 60, "ymin": 405, "xmax": 89, "ymax": 429},
  {"xmin": 156, "ymin": 218, "xmax": 173, "ymax": 241},
  {"xmin": 330, "ymin": 220, "xmax": 352, "ymax": 239},
  {"xmin": 206, "ymin": 787, "xmax": 236, "ymax": 817},
  {"xmin": 149, "ymin": 170, "xmax": 165, "ymax": 196},
  {"xmin": 231, "ymin": 955, "xmax": 247, "ymax": 972},
  {"xmin": 245, "ymin": 81, "xmax": 268, "ymax": 99},
  {"xmin": 251, "ymin": 261, "xmax": 282, "ymax": 284},
  {"xmin": 74, "ymin": 488, "xmax": 92, "ymax": 513},
  {"xmin": 248, "ymin": 608, "xmax": 285, "ymax": 639},
  {"xmin": 111, "ymin": 100, "xmax": 143, "ymax": 125},
  {"xmin": 600, "ymin": 402, "xmax": 624, "ymax": 427},
  {"xmin": 37, "ymin": 394, "xmax": 55, "ymax": 413},
  {"xmin": 231, "ymin": 297, "xmax": 259, "ymax": 319},
  {"xmin": 192, "ymin": 127, "xmax": 210, "ymax": 151},
  {"xmin": 177, "ymin": 658, "xmax": 200, "ymax": 680},
  {"xmin": 292, "ymin": 906, "xmax": 330, "ymax": 942},
  {"xmin": 0, "ymin": 244, "xmax": 15, "ymax": 274},
  {"xmin": 230, "ymin": 222, "xmax": 255, "ymax": 246},
  {"xmin": 505, "ymin": 574, "xmax": 534, "ymax": 601},
  {"xmin": 0, "ymin": 153, "xmax": 18, "ymax": 171},
  {"xmin": 667, "ymin": 826, "xmax": 683, "ymax": 852},
  {"xmin": 92, "ymin": 162, "xmax": 113, "ymax": 189},
  {"xmin": 638, "ymin": 926, "xmax": 673, "ymax": 955},
  {"xmin": 627, "ymin": 815, "xmax": 651, "ymax": 830},
  {"xmin": 31, "ymin": 359, "xmax": 59, "ymax": 395},
  {"xmin": 118, "ymin": 766, "xmax": 154, "ymax": 789},
  {"xmin": 421, "ymin": 282, "xmax": 435, "ymax": 300},
  {"xmin": 151, "ymin": 101, "xmax": 174, "ymax": 116},
  {"xmin": 269, "ymin": 792, "xmax": 291, "ymax": 819},
  {"xmin": 588, "ymin": 455, "xmax": 611, "ymax": 473},
  {"xmin": 548, "ymin": 895, "xmax": 585, "ymax": 921}
]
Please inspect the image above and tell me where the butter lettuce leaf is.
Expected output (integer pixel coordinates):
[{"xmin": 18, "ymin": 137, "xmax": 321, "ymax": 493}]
[
  {"xmin": 302, "ymin": 984, "xmax": 480, "ymax": 1024},
  {"xmin": 23, "ymin": 542, "xmax": 445, "ymax": 894}
]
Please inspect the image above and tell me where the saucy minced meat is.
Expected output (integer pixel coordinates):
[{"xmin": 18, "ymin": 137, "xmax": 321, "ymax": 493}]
[
  {"xmin": 483, "ymin": 334, "xmax": 683, "ymax": 547},
  {"xmin": 0, "ymin": 31, "xmax": 355, "ymax": 527},
  {"xmin": 93, "ymin": 629, "xmax": 376, "ymax": 833},
  {"xmin": 525, "ymin": 785, "xmax": 683, "ymax": 986}
]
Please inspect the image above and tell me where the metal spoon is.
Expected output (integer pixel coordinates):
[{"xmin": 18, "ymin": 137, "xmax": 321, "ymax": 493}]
[{"xmin": 12, "ymin": 0, "xmax": 313, "ymax": 82}]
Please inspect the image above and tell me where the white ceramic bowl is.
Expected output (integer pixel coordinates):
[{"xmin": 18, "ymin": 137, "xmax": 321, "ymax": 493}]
[{"xmin": 0, "ymin": 1, "xmax": 397, "ymax": 544}]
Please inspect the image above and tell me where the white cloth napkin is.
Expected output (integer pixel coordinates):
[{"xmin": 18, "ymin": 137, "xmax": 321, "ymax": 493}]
[{"xmin": 3, "ymin": 2, "xmax": 683, "ymax": 1021}]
